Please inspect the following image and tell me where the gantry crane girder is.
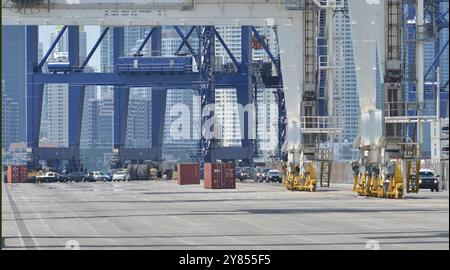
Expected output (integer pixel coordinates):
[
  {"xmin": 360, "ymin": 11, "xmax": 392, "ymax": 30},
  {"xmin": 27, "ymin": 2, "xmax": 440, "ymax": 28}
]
[
  {"xmin": 23, "ymin": 22, "xmax": 282, "ymax": 170},
  {"xmin": 25, "ymin": 25, "xmax": 85, "ymax": 170},
  {"xmin": 198, "ymin": 26, "xmax": 255, "ymax": 165},
  {"xmin": 4, "ymin": 0, "xmax": 346, "ymax": 170}
]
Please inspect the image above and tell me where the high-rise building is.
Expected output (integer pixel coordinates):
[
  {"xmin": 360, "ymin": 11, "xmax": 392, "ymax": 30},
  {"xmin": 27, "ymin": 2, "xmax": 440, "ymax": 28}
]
[
  {"xmin": 214, "ymin": 26, "xmax": 278, "ymax": 63},
  {"xmin": 96, "ymin": 25, "xmax": 280, "ymax": 162},
  {"xmin": 2, "ymin": 80, "xmax": 20, "ymax": 150},
  {"xmin": 375, "ymin": 45, "xmax": 382, "ymax": 110},
  {"xmin": 81, "ymin": 96, "xmax": 114, "ymax": 150},
  {"xmin": 1, "ymin": 26, "xmax": 27, "ymax": 148},
  {"xmin": 100, "ymin": 26, "xmax": 114, "ymax": 74},
  {"xmin": 99, "ymin": 27, "xmax": 156, "ymax": 150},
  {"xmin": 215, "ymin": 88, "xmax": 242, "ymax": 147},
  {"xmin": 80, "ymin": 67, "xmax": 98, "ymax": 149},
  {"xmin": 79, "ymin": 96, "xmax": 114, "ymax": 170},
  {"xmin": 98, "ymin": 96, "xmax": 114, "ymax": 149},
  {"xmin": 162, "ymin": 89, "xmax": 200, "ymax": 161},
  {"xmin": 214, "ymin": 87, "xmax": 279, "ymax": 159},
  {"xmin": 212, "ymin": 26, "xmax": 280, "ymax": 161},
  {"xmin": 40, "ymin": 26, "xmax": 88, "ymax": 147},
  {"xmin": 98, "ymin": 26, "xmax": 201, "ymax": 160},
  {"xmin": 159, "ymin": 27, "xmax": 202, "ymax": 161},
  {"xmin": 81, "ymin": 98, "xmax": 100, "ymax": 149},
  {"xmin": 416, "ymin": 2, "xmax": 449, "ymax": 158},
  {"xmin": 125, "ymin": 26, "xmax": 152, "ymax": 55},
  {"xmin": 255, "ymin": 88, "xmax": 279, "ymax": 156},
  {"xmin": 126, "ymin": 88, "xmax": 152, "ymax": 148},
  {"xmin": 333, "ymin": 9, "xmax": 360, "ymax": 144},
  {"xmin": 41, "ymin": 83, "xmax": 69, "ymax": 147},
  {"xmin": 439, "ymin": 2, "xmax": 449, "ymax": 99}
]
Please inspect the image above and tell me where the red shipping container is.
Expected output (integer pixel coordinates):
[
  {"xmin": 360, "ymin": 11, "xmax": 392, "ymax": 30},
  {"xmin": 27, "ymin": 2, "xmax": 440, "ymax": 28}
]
[
  {"xmin": 204, "ymin": 163, "xmax": 220, "ymax": 189},
  {"xmin": 222, "ymin": 163, "xmax": 236, "ymax": 189},
  {"xmin": 177, "ymin": 163, "xmax": 200, "ymax": 185},
  {"xmin": 7, "ymin": 165, "xmax": 28, "ymax": 183},
  {"xmin": 19, "ymin": 165, "xmax": 28, "ymax": 183},
  {"xmin": 204, "ymin": 163, "xmax": 236, "ymax": 189}
]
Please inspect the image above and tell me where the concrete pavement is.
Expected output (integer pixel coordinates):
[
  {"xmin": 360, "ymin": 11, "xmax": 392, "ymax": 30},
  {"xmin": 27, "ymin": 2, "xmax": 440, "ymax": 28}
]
[{"xmin": 2, "ymin": 180, "xmax": 448, "ymax": 250}]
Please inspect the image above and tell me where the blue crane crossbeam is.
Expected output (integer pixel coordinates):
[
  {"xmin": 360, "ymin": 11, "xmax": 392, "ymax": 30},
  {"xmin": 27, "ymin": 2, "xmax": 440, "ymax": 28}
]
[{"xmin": 32, "ymin": 72, "xmax": 279, "ymax": 89}]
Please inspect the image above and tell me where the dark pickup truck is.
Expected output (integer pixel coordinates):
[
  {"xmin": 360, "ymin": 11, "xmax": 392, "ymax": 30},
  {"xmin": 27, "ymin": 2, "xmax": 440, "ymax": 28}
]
[{"xmin": 413, "ymin": 169, "xmax": 440, "ymax": 192}]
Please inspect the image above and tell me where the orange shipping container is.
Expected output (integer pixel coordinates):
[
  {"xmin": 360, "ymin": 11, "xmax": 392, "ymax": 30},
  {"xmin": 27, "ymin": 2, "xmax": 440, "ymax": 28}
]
[
  {"xmin": 177, "ymin": 163, "xmax": 200, "ymax": 185},
  {"xmin": 7, "ymin": 165, "xmax": 28, "ymax": 183}
]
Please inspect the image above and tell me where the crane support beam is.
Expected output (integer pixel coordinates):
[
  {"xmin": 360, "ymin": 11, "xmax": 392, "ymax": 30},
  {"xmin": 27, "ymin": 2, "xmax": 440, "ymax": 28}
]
[
  {"xmin": 80, "ymin": 26, "xmax": 110, "ymax": 70},
  {"xmin": 26, "ymin": 26, "xmax": 44, "ymax": 150},
  {"xmin": 151, "ymin": 89, "xmax": 167, "ymax": 160},
  {"xmin": 173, "ymin": 26, "xmax": 197, "ymax": 57},
  {"xmin": 175, "ymin": 26, "xmax": 196, "ymax": 55},
  {"xmin": 32, "ymin": 73, "xmax": 256, "ymax": 88},
  {"xmin": 2, "ymin": 1, "xmax": 299, "ymax": 26},
  {"xmin": 425, "ymin": 39, "xmax": 449, "ymax": 79},
  {"xmin": 68, "ymin": 26, "xmax": 85, "ymax": 153},
  {"xmin": 238, "ymin": 26, "xmax": 254, "ymax": 152},
  {"xmin": 151, "ymin": 26, "xmax": 162, "ymax": 56},
  {"xmin": 113, "ymin": 27, "xmax": 129, "ymax": 152},
  {"xmin": 199, "ymin": 25, "xmax": 216, "ymax": 162},
  {"xmin": 251, "ymin": 26, "xmax": 279, "ymax": 73},
  {"xmin": 137, "ymin": 27, "xmax": 155, "ymax": 53},
  {"xmin": 37, "ymin": 25, "xmax": 67, "ymax": 71},
  {"xmin": 214, "ymin": 29, "xmax": 241, "ymax": 72}
]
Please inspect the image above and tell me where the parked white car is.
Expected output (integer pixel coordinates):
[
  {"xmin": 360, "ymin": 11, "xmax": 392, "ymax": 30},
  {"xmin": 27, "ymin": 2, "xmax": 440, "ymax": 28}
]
[
  {"xmin": 36, "ymin": 172, "xmax": 63, "ymax": 183},
  {"xmin": 112, "ymin": 170, "xmax": 130, "ymax": 181},
  {"xmin": 86, "ymin": 171, "xmax": 108, "ymax": 182}
]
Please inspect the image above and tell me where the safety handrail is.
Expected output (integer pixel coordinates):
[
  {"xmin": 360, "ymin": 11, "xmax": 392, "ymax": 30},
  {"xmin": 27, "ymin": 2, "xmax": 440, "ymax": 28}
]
[
  {"xmin": 300, "ymin": 116, "xmax": 340, "ymax": 130},
  {"xmin": 384, "ymin": 101, "xmax": 437, "ymax": 118}
]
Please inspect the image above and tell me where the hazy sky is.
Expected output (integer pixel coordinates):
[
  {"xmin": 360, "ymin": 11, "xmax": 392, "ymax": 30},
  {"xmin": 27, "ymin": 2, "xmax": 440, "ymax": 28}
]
[{"xmin": 39, "ymin": 25, "xmax": 101, "ymax": 70}]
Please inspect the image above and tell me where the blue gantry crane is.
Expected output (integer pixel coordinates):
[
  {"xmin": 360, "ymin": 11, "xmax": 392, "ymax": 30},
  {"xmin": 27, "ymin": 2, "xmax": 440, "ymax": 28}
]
[
  {"xmin": 25, "ymin": 24, "xmax": 283, "ymax": 171},
  {"xmin": 403, "ymin": 0, "xmax": 449, "ymax": 155}
]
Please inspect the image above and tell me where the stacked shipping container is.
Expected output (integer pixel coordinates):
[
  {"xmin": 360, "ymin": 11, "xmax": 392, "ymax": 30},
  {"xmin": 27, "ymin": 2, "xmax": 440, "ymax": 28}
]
[
  {"xmin": 6, "ymin": 165, "xmax": 28, "ymax": 183},
  {"xmin": 177, "ymin": 163, "xmax": 200, "ymax": 185},
  {"xmin": 204, "ymin": 163, "xmax": 236, "ymax": 189}
]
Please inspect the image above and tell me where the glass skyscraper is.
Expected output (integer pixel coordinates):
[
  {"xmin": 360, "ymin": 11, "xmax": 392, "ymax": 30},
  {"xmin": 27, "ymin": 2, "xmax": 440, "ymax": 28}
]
[
  {"xmin": 1, "ymin": 26, "xmax": 27, "ymax": 149},
  {"xmin": 333, "ymin": 9, "xmax": 360, "ymax": 144}
]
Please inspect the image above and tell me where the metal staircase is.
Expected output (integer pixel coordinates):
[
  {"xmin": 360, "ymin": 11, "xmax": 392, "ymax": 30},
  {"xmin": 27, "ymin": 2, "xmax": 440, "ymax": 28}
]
[{"xmin": 319, "ymin": 160, "xmax": 332, "ymax": 188}]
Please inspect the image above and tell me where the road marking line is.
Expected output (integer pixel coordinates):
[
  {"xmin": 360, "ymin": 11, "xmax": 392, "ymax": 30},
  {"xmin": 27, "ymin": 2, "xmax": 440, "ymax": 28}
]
[{"xmin": 3, "ymin": 183, "xmax": 36, "ymax": 249}]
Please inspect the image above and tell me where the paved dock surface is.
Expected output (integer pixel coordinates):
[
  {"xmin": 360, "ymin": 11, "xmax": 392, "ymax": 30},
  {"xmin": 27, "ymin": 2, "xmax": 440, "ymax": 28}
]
[{"xmin": 2, "ymin": 181, "xmax": 448, "ymax": 250}]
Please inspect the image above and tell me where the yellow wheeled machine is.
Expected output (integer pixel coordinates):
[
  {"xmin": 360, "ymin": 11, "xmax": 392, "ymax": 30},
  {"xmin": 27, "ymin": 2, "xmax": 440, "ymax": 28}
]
[
  {"xmin": 352, "ymin": 160, "xmax": 420, "ymax": 199},
  {"xmin": 405, "ymin": 160, "xmax": 421, "ymax": 193},
  {"xmin": 283, "ymin": 162, "xmax": 318, "ymax": 192}
]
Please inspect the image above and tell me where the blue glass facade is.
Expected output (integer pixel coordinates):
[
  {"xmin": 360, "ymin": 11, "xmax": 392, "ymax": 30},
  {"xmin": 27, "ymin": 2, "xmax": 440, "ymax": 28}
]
[{"xmin": 1, "ymin": 26, "xmax": 26, "ymax": 148}]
